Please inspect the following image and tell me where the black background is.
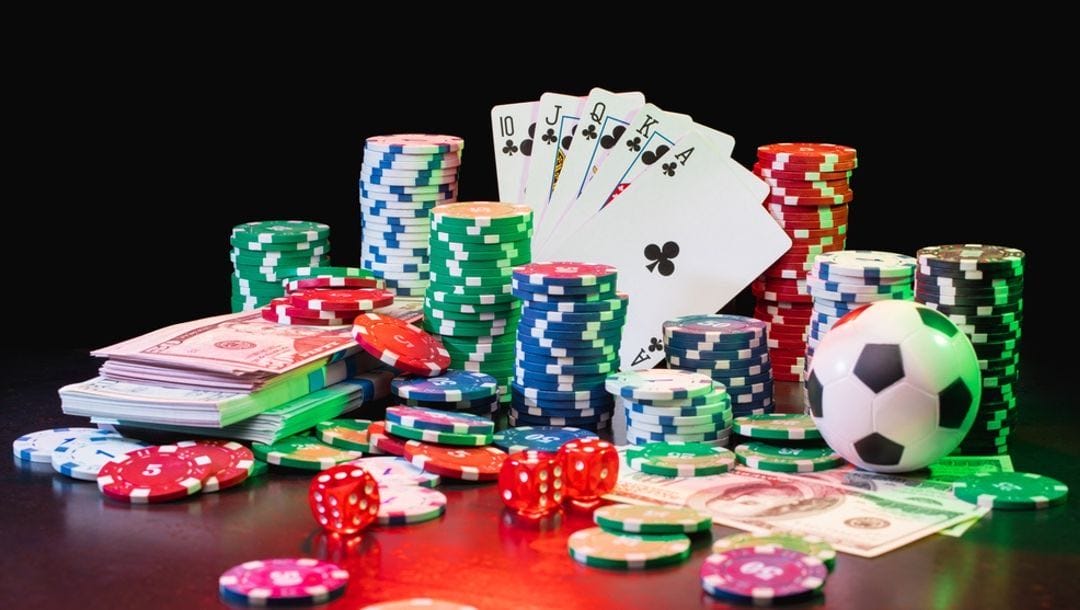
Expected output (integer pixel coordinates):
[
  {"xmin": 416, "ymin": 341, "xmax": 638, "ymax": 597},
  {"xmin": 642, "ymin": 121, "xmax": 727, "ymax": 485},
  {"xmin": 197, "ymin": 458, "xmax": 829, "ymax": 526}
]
[{"xmin": 9, "ymin": 38, "xmax": 1065, "ymax": 375}]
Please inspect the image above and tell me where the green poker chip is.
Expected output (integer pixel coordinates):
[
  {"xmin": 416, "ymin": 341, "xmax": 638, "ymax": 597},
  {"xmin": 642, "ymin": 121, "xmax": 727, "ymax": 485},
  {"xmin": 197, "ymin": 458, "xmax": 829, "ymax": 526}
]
[
  {"xmin": 429, "ymin": 264, "xmax": 515, "ymax": 279},
  {"xmin": 231, "ymin": 220, "xmax": 330, "ymax": 244},
  {"xmin": 428, "ymin": 290, "xmax": 519, "ymax": 305},
  {"xmin": 626, "ymin": 442, "xmax": 735, "ymax": 477},
  {"xmin": 732, "ymin": 414, "xmax": 822, "ymax": 440},
  {"xmin": 429, "ymin": 270, "xmax": 514, "ymax": 287},
  {"xmin": 712, "ymin": 532, "xmax": 837, "ymax": 571},
  {"xmin": 734, "ymin": 442, "xmax": 844, "ymax": 473},
  {"xmin": 430, "ymin": 202, "xmax": 533, "ymax": 229},
  {"xmin": 316, "ymin": 419, "xmax": 373, "ymax": 452},
  {"xmin": 593, "ymin": 504, "xmax": 712, "ymax": 534},
  {"xmin": 952, "ymin": 472, "xmax": 1068, "ymax": 510},
  {"xmin": 424, "ymin": 305, "xmax": 517, "ymax": 322},
  {"xmin": 423, "ymin": 297, "xmax": 520, "ymax": 314},
  {"xmin": 251, "ymin": 435, "xmax": 362, "ymax": 470},
  {"xmin": 232, "ymin": 239, "xmax": 330, "ymax": 253},
  {"xmin": 383, "ymin": 421, "xmax": 493, "ymax": 447},
  {"xmin": 429, "ymin": 238, "xmax": 531, "ymax": 254},
  {"xmin": 432, "ymin": 219, "xmax": 532, "ymax": 236},
  {"xmin": 284, "ymin": 266, "xmax": 375, "ymax": 279},
  {"xmin": 433, "ymin": 227, "xmax": 533, "ymax": 245},
  {"xmin": 567, "ymin": 527, "xmax": 691, "ymax": 569},
  {"xmin": 427, "ymin": 281, "xmax": 513, "ymax": 296}
]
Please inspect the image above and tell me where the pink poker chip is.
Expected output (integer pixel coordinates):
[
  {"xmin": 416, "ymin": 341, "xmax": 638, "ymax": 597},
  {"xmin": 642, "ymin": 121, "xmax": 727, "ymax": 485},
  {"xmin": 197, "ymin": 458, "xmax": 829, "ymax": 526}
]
[
  {"xmin": 512, "ymin": 262, "xmax": 618, "ymax": 287},
  {"xmin": 385, "ymin": 406, "xmax": 494, "ymax": 435},
  {"xmin": 700, "ymin": 546, "xmax": 826, "ymax": 602},
  {"xmin": 219, "ymin": 558, "xmax": 349, "ymax": 605},
  {"xmin": 365, "ymin": 134, "xmax": 464, "ymax": 155}
]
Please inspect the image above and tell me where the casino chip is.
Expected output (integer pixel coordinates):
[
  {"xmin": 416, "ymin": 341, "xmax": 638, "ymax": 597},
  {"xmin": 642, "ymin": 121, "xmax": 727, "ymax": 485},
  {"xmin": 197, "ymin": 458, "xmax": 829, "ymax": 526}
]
[
  {"xmin": 626, "ymin": 442, "xmax": 736, "ymax": 477},
  {"xmin": 317, "ymin": 419, "xmax": 373, "ymax": 451},
  {"xmin": 376, "ymin": 486, "xmax": 447, "ymax": 525},
  {"xmin": 567, "ymin": 527, "xmax": 692, "ymax": 569},
  {"xmin": 229, "ymin": 220, "xmax": 331, "ymax": 311},
  {"xmin": 751, "ymin": 143, "xmax": 857, "ymax": 378},
  {"xmin": 606, "ymin": 370, "xmax": 713, "ymax": 401},
  {"xmin": 734, "ymin": 442, "xmax": 844, "ymax": 472},
  {"xmin": 953, "ymin": 471, "xmax": 1067, "ymax": 510},
  {"xmin": 593, "ymin": 504, "xmax": 712, "ymax": 534},
  {"xmin": 733, "ymin": 413, "xmax": 821, "ymax": 440},
  {"xmin": 175, "ymin": 439, "xmax": 255, "ymax": 493},
  {"xmin": 712, "ymin": 532, "xmax": 837, "ymax": 571},
  {"xmin": 700, "ymin": 547, "xmax": 827, "ymax": 603},
  {"xmin": 51, "ymin": 435, "xmax": 150, "ymax": 480},
  {"xmin": 219, "ymin": 558, "xmax": 349, "ymax": 606},
  {"xmin": 384, "ymin": 421, "xmax": 493, "ymax": 447},
  {"xmin": 916, "ymin": 244, "xmax": 1025, "ymax": 455},
  {"xmin": 351, "ymin": 456, "xmax": 441, "ymax": 488},
  {"xmin": 386, "ymin": 406, "xmax": 494, "ymax": 435},
  {"xmin": 97, "ymin": 445, "xmax": 214, "ymax": 503},
  {"xmin": 359, "ymin": 135, "xmax": 464, "ymax": 296},
  {"xmin": 403, "ymin": 440, "xmax": 506, "ymax": 481},
  {"xmin": 352, "ymin": 313, "xmax": 451, "ymax": 376},
  {"xmin": 661, "ymin": 313, "xmax": 772, "ymax": 424},
  {"xmin": 252, "ymin": 435, "xmax": 363, "ymax": 470},
  {"xmin": 392, "ymin": 370, "xmax": 498, "ymax": 402},
  {"xmin": 492, "ymin": 426, "xmax": 598, "ymax": 453},
  {"xmin": 368, "ymin": 421, "xmax": 408, "ymax": 456},
  {"xmin": 13, "ymin": 427, "xmax": 118, "ymax": 463}
]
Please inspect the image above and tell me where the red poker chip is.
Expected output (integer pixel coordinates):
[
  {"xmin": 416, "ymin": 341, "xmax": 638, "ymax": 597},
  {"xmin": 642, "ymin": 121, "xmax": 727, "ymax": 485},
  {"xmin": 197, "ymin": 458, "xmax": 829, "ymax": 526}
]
[
  {"xmin": 771, "ymin": 370, "xmax": 805, "ymax": 382},
  {"xmin": 766, "ymin": 202, "xmax": 849, "ymax": 215},
  {"xmin": 368, "ymin": 421, "xmax": 408, "ymax": 456},
  {"xmin": 767, "ymin": 192, "xmax": 855, "ymax": 206},
  {"xmin": 219, "ymin": 558, "xmax": 349, "ymax": 605},
  {"xmin": 97, "ymin": 445, "xmax": 214, "ymax": 503},
  {"xmin": 761, "ymin": 176, "xmax": 852, "ymax": 189},
  {"xmin": 770, "ymin": 354, "xmax": 808, "ymax": 366},
  {"xmin": 768, "ymin": 336, "xmax": 809, "ymax": 350},
  {"xmin": 754, "ymin": 290, "xmax": 812, "ymax": 304},
  {"xmin": 404, "ymin": 440, "xmax": 507, "ymax": 481},
  {"xmin": 175, "ymin": 440, "xmax": 254, "ymax": 492},
  {"xmin": 260, "ymin": 308, "xmax": 354, "ymax": 326},
  {"xmin": 768, "ymin": 185, "xmax": 853, "ymax": 198},
  {"xmin": 758, "ymin": 157, "xmax": 858, "ymax": 172},
  {"xmin": 763, "ymin": 267, "xmax": 809, "ymax": 280},
  {"xmin": 768, "ymin": 214, "xmax": 849, "ymax": 229},
  {"xmin": 266, "ymin": 297, "xmax": 363, "ymax": 320},
  {"xmin": 783, "ymin": 243, "xmax": 845, "ymax": 256},
  {"xmin": 285, "ymin": 276, "xmax": 383, "ymax": 292},
  {"xmin": 757, "ymin": 142, "xmax": 858, "ymax": 163},
  {"xmin": 351, "ymin": 313, "xmax": 450, "ymax": 376},
  {"xmin": 754, "ymin": 165, "xmax": 854, "ymax": 181},
  {"xmin": 769, "ymin": 348, "xmax": 812, "ymax": 361},
  {"xmin": 290, "ymin": 288, "xmax": 395, "ymax": 312},
  {"xmin": 781, "ymin": 225, "xmax": 847, "ymax": 238},
  {"xmin": 753, "ymin": 278, "xmax": 810, "ymax": 294}
]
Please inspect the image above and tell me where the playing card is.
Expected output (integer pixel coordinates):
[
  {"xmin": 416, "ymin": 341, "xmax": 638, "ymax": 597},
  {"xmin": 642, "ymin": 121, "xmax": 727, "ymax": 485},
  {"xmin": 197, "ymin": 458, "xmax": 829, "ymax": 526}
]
[
  {"xmin": 519, "ymin": 93, "xmax": 585, "ymax": 214},
  {"xmin": 535, "ymin": 88, "xmax": 646, "ymax": 248},
  {"xmin": 546, "ymin": 130, "xmax": 790, "ymax": 371},
  {"xmin": 491, "ymin": 100, "xmax": 539, "ymax": 202}
]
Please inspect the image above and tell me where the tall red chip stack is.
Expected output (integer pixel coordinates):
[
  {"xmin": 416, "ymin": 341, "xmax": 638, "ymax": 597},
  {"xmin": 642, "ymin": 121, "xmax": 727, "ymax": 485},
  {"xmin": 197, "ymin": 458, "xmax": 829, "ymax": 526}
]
[{"xmin": 750, "ymin": 143, "xmax": 858, "ymax": 383}]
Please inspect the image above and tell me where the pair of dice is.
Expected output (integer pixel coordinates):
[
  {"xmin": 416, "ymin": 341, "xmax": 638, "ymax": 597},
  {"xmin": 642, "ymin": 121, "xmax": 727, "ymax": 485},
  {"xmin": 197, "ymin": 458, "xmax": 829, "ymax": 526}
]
[{"xmin": 499, "ymin": 438, "xmax": 619, "ymax": 519}]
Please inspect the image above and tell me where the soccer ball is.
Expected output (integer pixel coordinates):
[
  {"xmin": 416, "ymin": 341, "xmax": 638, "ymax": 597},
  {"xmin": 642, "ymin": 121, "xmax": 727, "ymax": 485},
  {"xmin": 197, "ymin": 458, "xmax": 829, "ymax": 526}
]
[{"xmin": 805, "ymin": 300, "xmax": 981, "ymax": 473}]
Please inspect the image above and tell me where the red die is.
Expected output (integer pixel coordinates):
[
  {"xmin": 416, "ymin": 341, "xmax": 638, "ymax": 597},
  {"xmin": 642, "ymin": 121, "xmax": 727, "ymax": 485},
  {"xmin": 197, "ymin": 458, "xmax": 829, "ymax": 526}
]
[
  {"xmin": 308, "ymin": 463, "xmax": 380, "ymax": 535},
  {"xmin": 498, "ymin": 450, "xmax": 564, "ymax": 519},
  {"xmin": 557, "ymin": 438, "xmax": 619, "ymax": 507}
]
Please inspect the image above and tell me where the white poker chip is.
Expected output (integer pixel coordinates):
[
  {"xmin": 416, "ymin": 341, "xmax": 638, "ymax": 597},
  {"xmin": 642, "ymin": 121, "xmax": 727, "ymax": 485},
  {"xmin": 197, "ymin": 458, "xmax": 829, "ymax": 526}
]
[
  {"xmin": 12, "ymin": 427, "xmax": 117, "ymax": 463},
  {"xmin": 376, "ymin": 486, "xmax": 447, "ymax": 525},
  {"xmin": 605, "ymin": 370, "xmax": 714, "ymax": 401},
  {"xmin": 51, "ymin": 435, "xmax": 151, "ymax": 480},
  {"xmin": 351, "ymin": 456, "xmax": 441, "ymax": 488}
]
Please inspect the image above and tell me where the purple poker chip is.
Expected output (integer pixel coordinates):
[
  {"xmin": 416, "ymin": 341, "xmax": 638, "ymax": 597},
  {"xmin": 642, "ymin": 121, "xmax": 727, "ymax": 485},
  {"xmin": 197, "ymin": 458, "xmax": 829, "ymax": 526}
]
[
  {"xmin": 700, "ymin": 546, "xmax": 827, "ymax": 602},
  {"xmin": 385, "ymin": 406, "xmax": 494, "ymax": 435},
  {"xmin": 663, "ymin": 315, "xmax": 766, "ymax": 343},
  {"xmin": 218, "ymin": 558, "xmax": 349, "ymax": 605}
]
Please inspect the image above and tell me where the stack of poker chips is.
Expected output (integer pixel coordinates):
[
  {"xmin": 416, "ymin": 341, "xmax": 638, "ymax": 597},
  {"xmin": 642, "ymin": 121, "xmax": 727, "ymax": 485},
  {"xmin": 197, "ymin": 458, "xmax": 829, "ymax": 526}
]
[
  {"xmin": 360, "ymin": 134, "xmax": 464, "ymax": 298},
  {"xmin": 605, "ymin": 369, "xmax": 726, "ymax": 446},
  {"xmin": 423, "ymin": 202, "xmax": 534, "ymax": 414},
  {"xmin": 805, "ymin": 251, "xmax": 916, "ymax": 362},
  {"xmin": 914, "ymin": 244, "xmax": 1025, "ymax": 455},
  {"xmin": 230, "ymin": 221, "xmax": 331, "ymax": 311},
  {"xmin": 750, "ymin": 143, "xmax": 857, "ymax": 381},
  {"xmin": 391, "ymin": 371, "xmax": 502, "ymax": 419},
  {"xmin": 663, "ymin": 315, "xmax": 773, "ymax": 421},
  {"xmin": 731, "ymin": 413, "xmax": 844, "ymax": 473},
  {"xmin": 510, "ymin": 262, "xmax": 628, "ymax": 431},
  {"xmin": 260, "ymin": 278, "xmax": 394, "ymax": 327}
]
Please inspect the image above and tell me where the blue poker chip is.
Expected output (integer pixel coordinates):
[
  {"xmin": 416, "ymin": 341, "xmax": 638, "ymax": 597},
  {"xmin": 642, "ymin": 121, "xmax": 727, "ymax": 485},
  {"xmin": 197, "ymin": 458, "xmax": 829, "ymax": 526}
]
[
  {"xmin": 363, "ymin": 166, "xmax": 454, "ymax": 178},
  {"xmin": 363, "ymin": 243, "xmax": 428, "ymax": 257},
  {"xmin": 360, "ymin": 203, "xmax": 435, "ymax": 217},
  {"xmin": 809, "ymin": 311, "xmax": 842, "ymax": 325},
  {"xmin": 362, "ymin": 260, "xmax": 428, "ymax": 274},
  {"xmin": 513, "ymin": 372, "xmax": 609, "ymax": 392},
  {"xmin": 706, "ymin": 364, "xmax": 772, "ymax": 379},
  {"xmin": 511, "ymin": 402, "xmax": 612, "ymax": 419},
  {"xmin": 362, "ymin": 175, "xmax": 455, "ymax": 188},
  {"xmin": 12, "ymin": 427, "xmax": 119, "ymax": 463},
  {"xmin": 667, "ymin": 354, "xmax": 771, "ymax": 372},
  {"xmin": 360, "ymin": 181, "xmax": 455, "ymax": 195},
  {"xmin": 515, "ymin": 358, "xmax": 618, "ymax": 376},
  {"xmin": 517, "ymin": 325, "xmax": 623, "ymax": 342},
  {"xmin": 516, "ymin": 333, "xmax": 620, "ymax": 351},
  {"xmin": 512, "ymin": 392, "xmax": 613, "ymax": 410},
  {"xmin": 810, "ymin": 297, "xmax": 866, "ymax": 313},
  {"xmin": 712, "ymin": 370, "xmax": 774, "ymax": 388},
  {"xmin": 511, "ymin": 382, "xmax": 608, "ymax": 402},
  {"xmin": 361, "ymin": 211, "xmax": 431, "ymax": 224},
  {"xmin": 511, "ymin": 279, "xmax": 616, "ymax": 296},
  {"xmin": 810, "ymin": 278, "xmax": 913, "ymax": 294},
  {"xmin": 509, "ymin": 410, "xmax": 613, "ymax": 427},
  {"xmin": 363, "ymin": 157, "xmax": 459, "ymax": 170},
  {"xmin": 664, "ymin": 334, "xmax": 765, "ymax": 352},
  {"xmin": 515, "ymin": 341, "xmax": 619, "ymax": 359},
  {"xmin": 392, "ymin": 371, "xmax": 499, "ymax": 402},
  {"xmin": 365, "ymin": 252, "xmax": 431, "ymax": 266},
  {"xmin": 513, "ymin": 351, "xmax": 618, "ymax": 367},
  {"xmin": 520, "ymin": 308, "xmax": 627, "ymax": 324},
  {"xmin": 360, "ymin": 188, "xmax": 453, "ymax": 203},
  {"xmin": 521, "ymin": 294, "xmax": 629, "ymax": 313},
  {"xmin": 722, "ymin": 379, "xmax": 774, "ymax": 395},
  {"xmin": 492, "ymin": 426, "xmax": 599, "ymax": 453},
  {"xmin": 517, "ymin": 317, "xmax": 626, "ymax": 334},
  {"xmin": 813, "ymin": 250, "xmax": 917, "ymax": 282},
  {"xmin": 663, "ymin": 314, "xmax": 766, "ymax": 343},
  {"xmin": 664, "ymin": 344, "xmax": 770, "ymax": 362}
]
